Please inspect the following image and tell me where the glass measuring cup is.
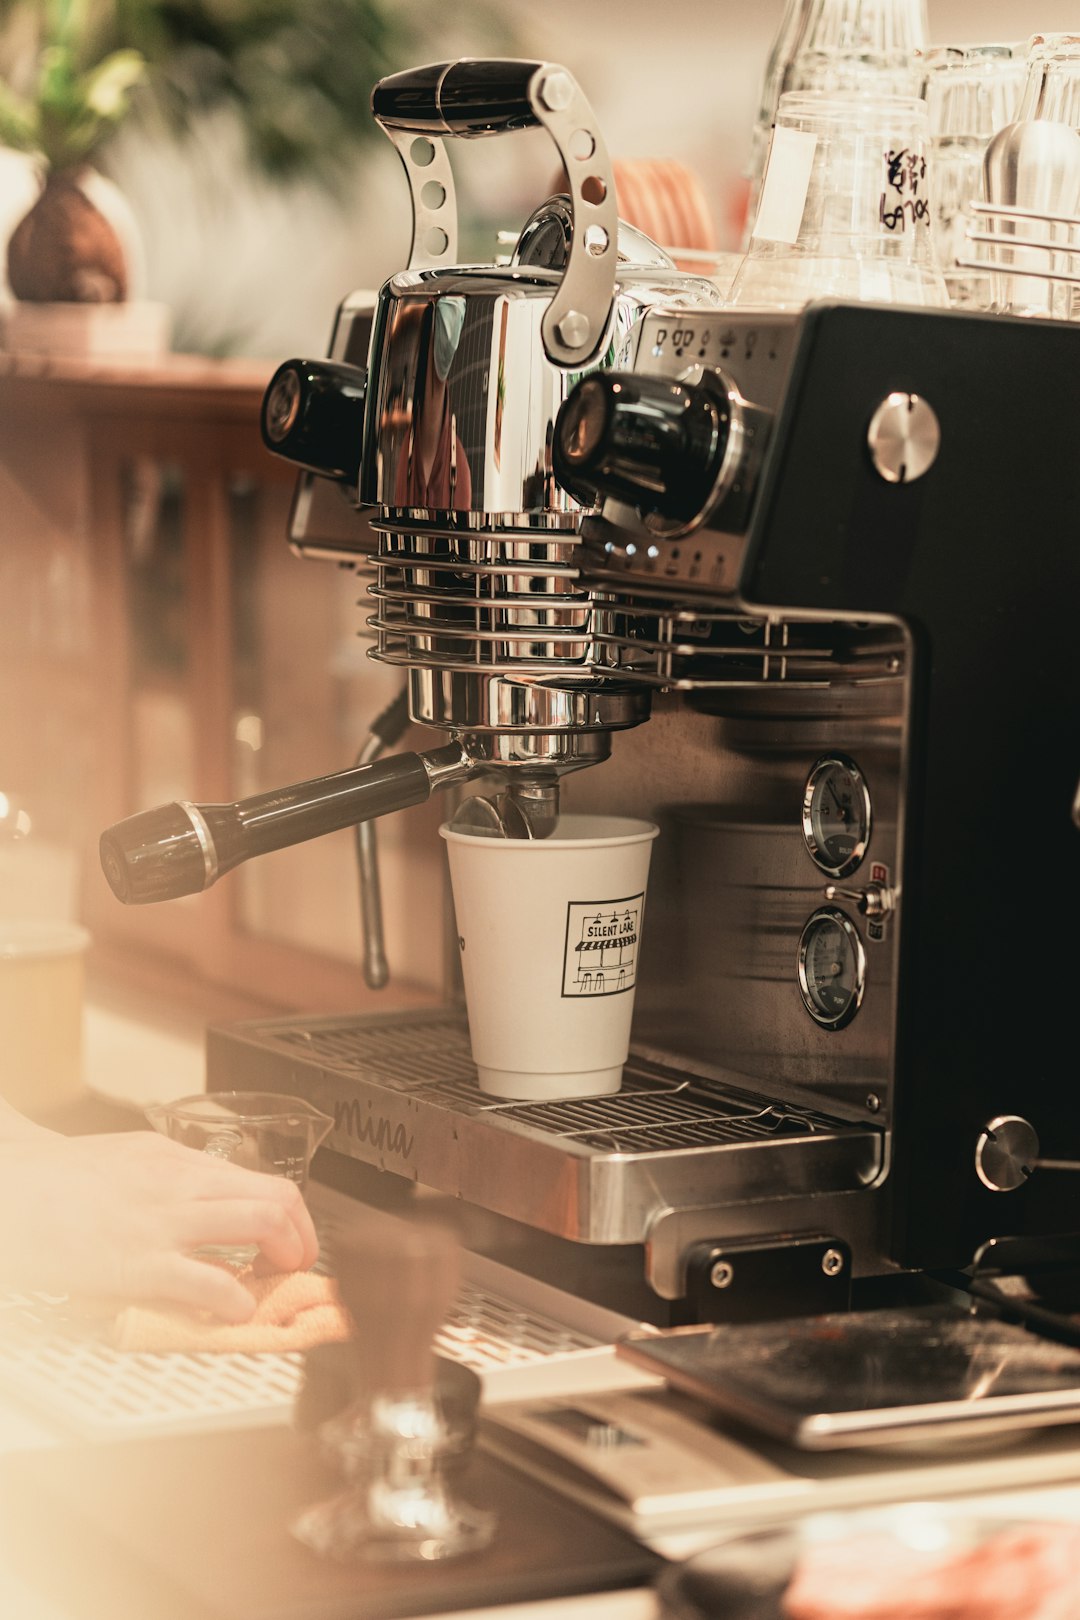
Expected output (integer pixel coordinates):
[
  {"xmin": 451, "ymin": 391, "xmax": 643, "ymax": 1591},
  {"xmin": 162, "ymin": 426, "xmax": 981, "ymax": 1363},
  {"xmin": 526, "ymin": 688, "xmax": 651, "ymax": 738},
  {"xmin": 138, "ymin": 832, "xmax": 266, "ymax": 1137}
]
[{"xmin": 145, "ymin": 1090, "xmax": 333, "ymax": 1265}]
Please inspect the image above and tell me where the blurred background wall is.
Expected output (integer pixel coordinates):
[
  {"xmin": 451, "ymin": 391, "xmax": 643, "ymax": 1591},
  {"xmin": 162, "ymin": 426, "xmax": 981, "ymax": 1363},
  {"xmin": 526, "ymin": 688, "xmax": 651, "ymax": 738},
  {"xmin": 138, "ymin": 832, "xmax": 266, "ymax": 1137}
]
[{"xmin": 4, "ymin": 0, "xmax": 1073, "ymax": 360}]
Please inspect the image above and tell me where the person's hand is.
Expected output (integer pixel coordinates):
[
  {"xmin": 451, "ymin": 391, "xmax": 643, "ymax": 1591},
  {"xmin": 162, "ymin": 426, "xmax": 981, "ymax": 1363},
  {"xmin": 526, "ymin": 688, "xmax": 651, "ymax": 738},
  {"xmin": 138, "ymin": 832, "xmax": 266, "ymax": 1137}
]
[{"xmin": 0, "ymin": 1130, "xmax": 320, "ymax": 1321}]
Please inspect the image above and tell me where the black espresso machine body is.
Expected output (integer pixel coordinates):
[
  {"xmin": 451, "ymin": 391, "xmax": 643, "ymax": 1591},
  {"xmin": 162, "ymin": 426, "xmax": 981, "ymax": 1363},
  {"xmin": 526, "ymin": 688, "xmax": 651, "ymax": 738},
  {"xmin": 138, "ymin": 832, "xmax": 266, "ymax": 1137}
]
[
  {"xmin": 203, "ymin": 297, "xmax": 1080, "ymax": 1323},
  {"xmin": 567, "ymin": 298, "xmax": 1080, "ymax": 1279},
  {"xmin": 730, "ymin": 301, "xmax": 1080, "ymax": 1273}
]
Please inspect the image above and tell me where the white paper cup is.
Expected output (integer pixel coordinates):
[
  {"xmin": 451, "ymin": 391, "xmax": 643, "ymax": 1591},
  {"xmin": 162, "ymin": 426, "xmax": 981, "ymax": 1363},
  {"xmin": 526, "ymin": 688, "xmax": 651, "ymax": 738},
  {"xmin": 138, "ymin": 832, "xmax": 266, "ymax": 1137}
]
[
  {"xmin": 0, "ymin": 920, "xmax": 90, "ymax": 1114},
  {"xmin": 440, "ymin": 815, "xmax": 659, "ymax": 1100}
]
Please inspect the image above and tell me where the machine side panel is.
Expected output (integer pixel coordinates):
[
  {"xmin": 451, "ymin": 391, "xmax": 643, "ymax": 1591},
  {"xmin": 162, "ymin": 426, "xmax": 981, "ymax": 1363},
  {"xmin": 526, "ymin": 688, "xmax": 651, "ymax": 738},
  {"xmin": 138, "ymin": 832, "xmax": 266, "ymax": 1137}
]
[{"xmin": 738, "ymin": 304, "xmax": 1080, "ymax": 1269}]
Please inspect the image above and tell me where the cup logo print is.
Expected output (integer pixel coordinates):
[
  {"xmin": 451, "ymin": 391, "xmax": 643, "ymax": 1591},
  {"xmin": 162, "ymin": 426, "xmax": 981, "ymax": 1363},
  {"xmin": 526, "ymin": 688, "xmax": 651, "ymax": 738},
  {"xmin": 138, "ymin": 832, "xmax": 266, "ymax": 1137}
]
[{"xmin": 563, "ymin": 893, "xmax": 645, "ymax": 997}]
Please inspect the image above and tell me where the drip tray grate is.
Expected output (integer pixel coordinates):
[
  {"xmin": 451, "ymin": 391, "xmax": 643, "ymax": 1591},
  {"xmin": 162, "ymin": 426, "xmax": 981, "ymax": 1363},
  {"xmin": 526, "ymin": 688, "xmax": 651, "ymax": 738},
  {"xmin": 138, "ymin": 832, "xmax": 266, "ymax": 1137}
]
[
  {"xmin": 0, "ymin": 1281, "xmax": 601, "ymax": 1442},
  {"xmin": 0, "ymin": 1293, "xmax": 304, "ymax": 1441},
  {"xmin": 209, "ymin": 1011, "xmax": 884, "ymax": 1245},
  {"xmin": 270, "ymin": 1016, "xmax": 845, "ymax": 1149}
]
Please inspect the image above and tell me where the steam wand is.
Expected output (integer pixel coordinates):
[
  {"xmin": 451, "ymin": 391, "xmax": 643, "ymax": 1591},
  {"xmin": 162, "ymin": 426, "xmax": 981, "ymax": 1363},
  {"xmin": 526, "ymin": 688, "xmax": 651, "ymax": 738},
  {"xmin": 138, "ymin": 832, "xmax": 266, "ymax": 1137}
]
[{"xmin": 352, "ymin": 688, "xmax": 411, "ymax": 991}]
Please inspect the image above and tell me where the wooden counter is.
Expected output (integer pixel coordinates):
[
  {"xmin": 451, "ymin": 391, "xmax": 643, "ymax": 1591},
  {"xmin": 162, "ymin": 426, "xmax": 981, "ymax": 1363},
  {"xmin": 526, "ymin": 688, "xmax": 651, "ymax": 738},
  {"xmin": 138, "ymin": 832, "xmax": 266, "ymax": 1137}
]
[{"xmin": 0, "ymin": 349, "xmax": 448, "ymax": 1020}]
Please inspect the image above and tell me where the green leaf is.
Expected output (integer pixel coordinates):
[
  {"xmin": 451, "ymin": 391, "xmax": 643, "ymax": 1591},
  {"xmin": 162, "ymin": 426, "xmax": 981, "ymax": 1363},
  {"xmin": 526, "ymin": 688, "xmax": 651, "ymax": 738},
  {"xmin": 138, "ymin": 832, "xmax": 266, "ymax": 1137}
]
[
  {"xmin": 81, "ymin": 48, "xmax": 145, "ymax": 119},
  {"xmin": 46, "ymin": 0, "xmax": 89, "ymax": 53},
  {"xmin": 37, "ymin": 43, "xmax": 81, "ymax": 113}
]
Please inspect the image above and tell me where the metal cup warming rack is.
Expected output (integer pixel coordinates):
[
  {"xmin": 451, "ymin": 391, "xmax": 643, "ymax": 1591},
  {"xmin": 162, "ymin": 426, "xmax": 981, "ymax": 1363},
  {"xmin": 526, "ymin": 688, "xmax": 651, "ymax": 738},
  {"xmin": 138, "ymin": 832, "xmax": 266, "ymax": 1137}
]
[{"xmin": 958, "ymin": 198, "xmax": 1080, "ymax": 320}]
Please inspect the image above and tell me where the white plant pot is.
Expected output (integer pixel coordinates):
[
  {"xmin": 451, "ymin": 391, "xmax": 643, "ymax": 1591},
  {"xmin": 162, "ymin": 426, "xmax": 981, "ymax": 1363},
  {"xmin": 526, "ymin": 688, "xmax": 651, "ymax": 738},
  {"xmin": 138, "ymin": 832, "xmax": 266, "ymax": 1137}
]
[{"xmin": 1, "ymin": 298, "xmax": 172, "ymax": 359}]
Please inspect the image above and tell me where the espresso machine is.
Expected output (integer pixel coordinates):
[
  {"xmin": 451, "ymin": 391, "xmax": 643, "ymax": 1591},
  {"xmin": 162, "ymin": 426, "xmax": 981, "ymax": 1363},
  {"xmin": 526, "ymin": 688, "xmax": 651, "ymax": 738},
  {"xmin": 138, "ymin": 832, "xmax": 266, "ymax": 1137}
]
[{"xmin": 99, "ymin": 58, "xmax": 1080, "ymax": 1332}]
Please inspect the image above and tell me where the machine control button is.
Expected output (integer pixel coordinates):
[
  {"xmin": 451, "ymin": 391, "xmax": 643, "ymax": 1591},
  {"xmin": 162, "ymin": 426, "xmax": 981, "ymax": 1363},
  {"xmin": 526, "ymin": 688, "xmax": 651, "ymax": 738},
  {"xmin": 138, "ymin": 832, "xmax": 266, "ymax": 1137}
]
[
  {"xmin": 867, "ymin": 391, "xmax": 940, "ymax": 484},
  {"xmin": 975, "ymin": 1114, "xmax": 1040, "ymax": 1192}
]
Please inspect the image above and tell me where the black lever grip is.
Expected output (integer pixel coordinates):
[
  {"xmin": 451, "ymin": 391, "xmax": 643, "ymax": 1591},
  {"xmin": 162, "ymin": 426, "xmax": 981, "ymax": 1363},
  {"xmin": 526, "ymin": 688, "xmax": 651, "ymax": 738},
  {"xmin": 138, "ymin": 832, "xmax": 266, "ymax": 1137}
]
[
  {"xmin": 99, "ymin": 752, "xmax": 437, "ymax": 905},
  {"xmin": 371, "ymin": 59, "xmax": 543, "ymax": 137},
  {"xmin": 261, "ymin": 358, "xmax": 366, "ymax": 483}
]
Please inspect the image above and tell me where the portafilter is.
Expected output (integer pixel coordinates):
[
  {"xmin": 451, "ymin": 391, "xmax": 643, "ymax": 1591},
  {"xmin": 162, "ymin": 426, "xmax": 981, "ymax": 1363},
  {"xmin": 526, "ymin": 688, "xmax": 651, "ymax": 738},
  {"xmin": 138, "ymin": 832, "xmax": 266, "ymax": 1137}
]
[{"xmin": 99, "ymin": 58, "xmax": 722, "ymax": 904}]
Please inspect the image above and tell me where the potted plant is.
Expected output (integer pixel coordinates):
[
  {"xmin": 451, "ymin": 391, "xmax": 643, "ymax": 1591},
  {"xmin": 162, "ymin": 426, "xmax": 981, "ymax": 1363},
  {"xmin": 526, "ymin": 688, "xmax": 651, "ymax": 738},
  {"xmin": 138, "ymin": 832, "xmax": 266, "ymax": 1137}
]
[
  {"xmin": 0, "ymin": 0, "xmax": 515, "ymax": 353},
  {"xmin": 0, "ymin": 0, "xmax": 145, "ymax": 303}
]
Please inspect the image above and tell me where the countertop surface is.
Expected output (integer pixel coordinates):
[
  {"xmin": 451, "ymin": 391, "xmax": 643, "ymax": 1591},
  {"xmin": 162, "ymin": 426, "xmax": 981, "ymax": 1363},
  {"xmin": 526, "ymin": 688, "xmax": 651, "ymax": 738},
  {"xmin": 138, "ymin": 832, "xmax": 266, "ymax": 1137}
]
[
  {"xmin": 0, "ymin": 986, "xmax": 656, "ymax": 1620},
  {"xmin": 5, "ymin": 986, "xmax": 1080, "ymax": 1620}
]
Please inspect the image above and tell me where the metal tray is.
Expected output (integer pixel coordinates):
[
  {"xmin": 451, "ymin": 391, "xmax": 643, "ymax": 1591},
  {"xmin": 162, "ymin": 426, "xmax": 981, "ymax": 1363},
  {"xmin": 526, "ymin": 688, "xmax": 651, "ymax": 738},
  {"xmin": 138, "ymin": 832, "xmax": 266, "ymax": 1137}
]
[{"xmin": 208, "ymin": 1009, "xmax": 882, "ymax": 1247}]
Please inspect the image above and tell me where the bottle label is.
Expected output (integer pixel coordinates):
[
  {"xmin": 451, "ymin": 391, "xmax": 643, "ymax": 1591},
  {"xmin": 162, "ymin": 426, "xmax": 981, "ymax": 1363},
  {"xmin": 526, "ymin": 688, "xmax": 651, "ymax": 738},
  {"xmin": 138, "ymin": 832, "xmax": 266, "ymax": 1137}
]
[{"xmin": 753, "ymin": 126, "xmax": 818, "ymax": 244}]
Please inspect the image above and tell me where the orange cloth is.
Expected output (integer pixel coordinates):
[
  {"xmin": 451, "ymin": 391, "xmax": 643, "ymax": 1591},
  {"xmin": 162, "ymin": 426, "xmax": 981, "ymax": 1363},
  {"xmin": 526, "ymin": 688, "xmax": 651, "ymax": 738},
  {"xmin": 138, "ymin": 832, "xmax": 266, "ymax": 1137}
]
[
  {"xmin": 111, "ymin": 1270, "xmax": 351, "ymax": 1354},
  {"xmin": 612, "ymin": 158, "xmax": 719, "ymax": 268}
]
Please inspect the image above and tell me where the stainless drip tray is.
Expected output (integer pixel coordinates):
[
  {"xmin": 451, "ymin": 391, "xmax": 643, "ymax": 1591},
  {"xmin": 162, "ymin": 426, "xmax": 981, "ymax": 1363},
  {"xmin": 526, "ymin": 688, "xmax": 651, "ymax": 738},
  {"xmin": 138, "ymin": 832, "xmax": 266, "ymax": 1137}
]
[{"xmin": 207, "ymin": 1011, "xmax": 883, "ymax": 1246}]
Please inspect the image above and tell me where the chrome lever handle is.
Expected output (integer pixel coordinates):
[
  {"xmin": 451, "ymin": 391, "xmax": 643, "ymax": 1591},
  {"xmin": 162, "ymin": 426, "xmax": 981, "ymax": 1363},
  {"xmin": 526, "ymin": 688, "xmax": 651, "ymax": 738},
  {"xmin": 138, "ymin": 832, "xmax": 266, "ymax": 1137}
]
[{"xmin": 372, "ymin": 58, "xmax": 618, "ymax": 367}]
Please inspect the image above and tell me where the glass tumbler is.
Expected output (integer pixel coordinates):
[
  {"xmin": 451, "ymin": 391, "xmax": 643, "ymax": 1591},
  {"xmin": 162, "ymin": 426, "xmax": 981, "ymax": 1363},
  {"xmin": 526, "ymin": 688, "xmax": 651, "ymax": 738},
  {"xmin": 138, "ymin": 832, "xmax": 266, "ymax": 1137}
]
[
  {"xmin": 784, "ymin": 0, "xmax": 927, "ymax": 94},
  {"xmin": 1016, "ymin": 34, "xmax": 1080, "ymax": 128},
  {"xmin": 728, "ymin": 91, "xmax": 949, "ymax": 310},
  {"xmin": 990, "ymin": 35, "xmax": 1080, "ymax": 319},
  {"xmin": 744, "ymin": 0, "xmax": 927, "ymax": 243},
  {"xmin": 921, "ymin": 44, "xmax": 1026, "ymax": 306}
]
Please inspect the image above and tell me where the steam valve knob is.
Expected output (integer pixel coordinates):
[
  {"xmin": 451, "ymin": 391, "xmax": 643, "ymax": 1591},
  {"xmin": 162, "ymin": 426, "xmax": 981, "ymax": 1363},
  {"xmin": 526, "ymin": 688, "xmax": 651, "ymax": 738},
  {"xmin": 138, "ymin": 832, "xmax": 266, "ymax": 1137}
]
[
  {"xmin": 824, "ymin": 882, "xmax": 896, "ymax": 918},
  {"xmin": 553, "ymin": 371, "xmax": 727, "ymax": 524},
  {"xmin": 260, "ymin": 358, "xmax": 367, "ymax": 484},
  {"xmin": 553, "ymin": 367, "xmax": 769, "ymax": 535}
]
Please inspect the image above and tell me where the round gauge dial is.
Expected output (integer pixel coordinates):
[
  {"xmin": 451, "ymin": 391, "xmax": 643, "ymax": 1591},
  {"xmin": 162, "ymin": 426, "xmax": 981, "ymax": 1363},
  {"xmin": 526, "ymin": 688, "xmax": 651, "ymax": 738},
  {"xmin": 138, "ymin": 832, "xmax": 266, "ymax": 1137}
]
[
  {"xmin": 802, "ymin": 754, "xmax": 872, "ymax": 878},
  {"xmin": 798, "ymin": 909, "xmax": 866, "ymax": 1029}
]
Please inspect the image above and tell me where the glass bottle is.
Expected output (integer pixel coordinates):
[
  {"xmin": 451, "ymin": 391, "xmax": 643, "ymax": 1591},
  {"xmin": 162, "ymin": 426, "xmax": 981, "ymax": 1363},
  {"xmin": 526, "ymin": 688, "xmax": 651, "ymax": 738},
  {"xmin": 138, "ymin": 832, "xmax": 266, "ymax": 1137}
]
[{"xmin": 744, "ymin": 0, "xmax": 929, "ymax": 242}]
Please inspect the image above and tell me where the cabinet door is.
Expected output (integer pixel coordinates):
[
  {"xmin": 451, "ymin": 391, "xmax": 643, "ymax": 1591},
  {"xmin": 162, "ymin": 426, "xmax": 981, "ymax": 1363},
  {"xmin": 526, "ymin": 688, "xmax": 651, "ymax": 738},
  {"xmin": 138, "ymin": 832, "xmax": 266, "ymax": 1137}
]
[{"xmin": 70, "ymin": 391, "xmax": 446, "ymax": 1015}]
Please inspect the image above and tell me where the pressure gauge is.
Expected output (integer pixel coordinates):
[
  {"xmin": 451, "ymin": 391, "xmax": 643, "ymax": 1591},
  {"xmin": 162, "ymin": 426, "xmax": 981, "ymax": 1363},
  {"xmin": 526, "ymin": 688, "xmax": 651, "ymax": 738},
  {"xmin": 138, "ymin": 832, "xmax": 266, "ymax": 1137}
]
[
  {"xmin": 798, "ymin": 909, "xmax": 866, "ymax": 1029},
  {"xmin": 802, "ymin": 754, "xmax": 871, "ymax": 878}
]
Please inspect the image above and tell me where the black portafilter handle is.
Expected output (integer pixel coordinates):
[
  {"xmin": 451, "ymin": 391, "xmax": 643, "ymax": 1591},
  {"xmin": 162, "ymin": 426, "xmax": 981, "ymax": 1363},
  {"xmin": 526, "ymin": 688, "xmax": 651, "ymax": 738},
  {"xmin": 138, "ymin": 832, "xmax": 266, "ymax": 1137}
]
[
  {"xmin": 260, "ymin": 358, "xmax": 366, "ymax": 484},
  {"xmin": 553, "ymin": 371, "xmax": 739, "ymax": 526},
  {"xmin": 372, "ymin": 59, "xmax": 545, "ymax": 137},
  {"xmin": 99, "ymin": 745, "xmax": 466, "ymax": 906}
]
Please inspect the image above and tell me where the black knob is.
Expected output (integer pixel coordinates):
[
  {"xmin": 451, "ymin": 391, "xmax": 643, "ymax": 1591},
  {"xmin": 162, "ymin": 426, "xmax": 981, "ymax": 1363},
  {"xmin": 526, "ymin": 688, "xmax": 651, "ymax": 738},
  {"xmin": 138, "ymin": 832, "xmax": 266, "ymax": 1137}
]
[
  {"xmin": 260, "ymin": 358, "xmax": 366, "ymax": 483},
  {"xmin": 553, "ymin": 371, "xmax": 733, "ymax": 525},
  {"xmin": 100, "ymin": 802, "xmax": 219, "ymax": 905}
]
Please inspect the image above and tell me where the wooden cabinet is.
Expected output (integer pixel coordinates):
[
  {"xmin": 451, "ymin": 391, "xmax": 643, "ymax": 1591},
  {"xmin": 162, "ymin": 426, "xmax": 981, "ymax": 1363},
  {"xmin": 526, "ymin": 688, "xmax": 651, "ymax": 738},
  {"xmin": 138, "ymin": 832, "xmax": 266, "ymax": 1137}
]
[{"xmin": 0, "ymin": 354, "xmax": 446, "ymax": 1017}]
